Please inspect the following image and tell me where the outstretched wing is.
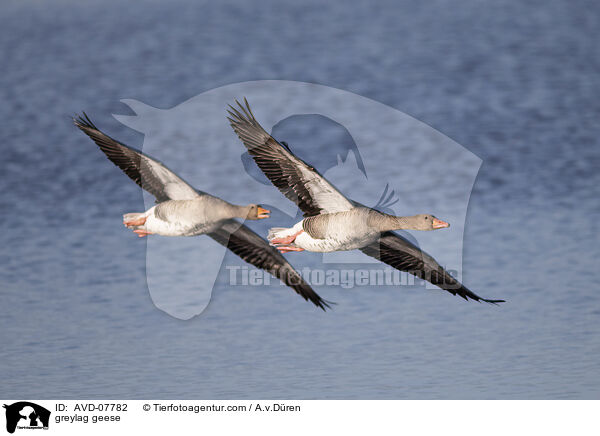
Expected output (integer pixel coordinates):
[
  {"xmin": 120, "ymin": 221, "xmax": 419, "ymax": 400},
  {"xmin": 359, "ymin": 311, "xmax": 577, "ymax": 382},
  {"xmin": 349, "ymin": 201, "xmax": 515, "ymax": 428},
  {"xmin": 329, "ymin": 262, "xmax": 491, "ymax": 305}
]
[
  {"xmin": 74, "ymin": 113, "xmax": 202, "ymax": 202},
  {"xmin": 227, "ymin": 99, "xmax": 354, "ymax": 217},
  {"xmin": 360, "ymin": 232, "xmax": 504, "ymax": 303},
  {"xmin": 209, "ymin": 220, "xmax": 331, "ymax": 310}
]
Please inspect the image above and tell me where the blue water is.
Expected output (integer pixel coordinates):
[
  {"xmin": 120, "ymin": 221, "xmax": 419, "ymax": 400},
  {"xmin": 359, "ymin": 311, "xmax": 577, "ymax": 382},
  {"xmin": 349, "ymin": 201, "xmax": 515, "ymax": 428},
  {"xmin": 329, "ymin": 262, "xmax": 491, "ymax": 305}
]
[{"xmin": 1, "ymin": 0, "xmax": 599, "ymax": 398}]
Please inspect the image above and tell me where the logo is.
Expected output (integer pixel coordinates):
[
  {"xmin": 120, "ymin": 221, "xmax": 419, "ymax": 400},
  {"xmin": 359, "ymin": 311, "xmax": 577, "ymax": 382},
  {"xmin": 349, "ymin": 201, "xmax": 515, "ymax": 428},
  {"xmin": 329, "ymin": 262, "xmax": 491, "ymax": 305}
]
[
  {"xmin": 3, "ymin": 402, "xmax": 50, "ymax": 434},
  {"xmin": 114, "ymin": 80, "xmax": 481, "ymax": 319}
]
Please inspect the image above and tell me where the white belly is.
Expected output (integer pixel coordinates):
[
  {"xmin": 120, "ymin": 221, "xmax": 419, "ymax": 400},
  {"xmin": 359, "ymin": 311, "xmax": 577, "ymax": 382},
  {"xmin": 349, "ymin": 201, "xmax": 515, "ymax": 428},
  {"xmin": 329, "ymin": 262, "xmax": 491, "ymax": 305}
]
[
  {"xmin": 294, "ymin": 226, "xmax": 379, "ymax": 252},
  {"xmin": 144, "ymin": 206, "xmax": 219, "ymax": 236}
]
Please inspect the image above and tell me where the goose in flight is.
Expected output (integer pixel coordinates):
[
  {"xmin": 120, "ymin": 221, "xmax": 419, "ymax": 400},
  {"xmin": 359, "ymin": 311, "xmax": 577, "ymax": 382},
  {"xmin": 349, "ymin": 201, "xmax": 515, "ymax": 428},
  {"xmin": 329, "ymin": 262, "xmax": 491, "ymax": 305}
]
[
  {"xmin": 74, "ymin": 113, "xmax": 330, "ymax": 310},
  {"xmin": 227, "ymin": 99, "xmax": 504, "ymax": 304}
]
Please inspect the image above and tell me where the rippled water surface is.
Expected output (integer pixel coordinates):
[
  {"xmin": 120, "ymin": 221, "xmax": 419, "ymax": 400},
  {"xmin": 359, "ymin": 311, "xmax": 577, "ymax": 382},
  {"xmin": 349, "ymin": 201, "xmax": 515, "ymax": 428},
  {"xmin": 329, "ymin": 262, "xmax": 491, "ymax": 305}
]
[{"xmin": 1, "ymin": 0, "xmax": 599, "ymax": 398}]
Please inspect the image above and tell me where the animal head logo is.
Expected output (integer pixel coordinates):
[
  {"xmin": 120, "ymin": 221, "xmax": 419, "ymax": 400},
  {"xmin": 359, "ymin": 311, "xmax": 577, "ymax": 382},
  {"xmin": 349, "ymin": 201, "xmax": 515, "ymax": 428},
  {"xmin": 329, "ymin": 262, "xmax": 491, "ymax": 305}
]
[
  {"xmin": 113, "ymin": 80, "xmax": 481, "ymax": 319},
  {"xmin": 3, "ymin": 402, "xmax": 50, "ymax": 434}
]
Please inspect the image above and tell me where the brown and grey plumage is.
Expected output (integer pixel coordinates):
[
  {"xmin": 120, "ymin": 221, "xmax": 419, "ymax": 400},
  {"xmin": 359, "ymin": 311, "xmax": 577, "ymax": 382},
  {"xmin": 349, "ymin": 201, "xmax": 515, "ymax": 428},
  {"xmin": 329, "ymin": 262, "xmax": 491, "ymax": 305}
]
[
  {"xmin": 74, "ymin": 112, "xmax": 330, "ymax": 310},
  {"xmin": 228, "ymin": 98, "xmax": 504, "ymax": 304}
]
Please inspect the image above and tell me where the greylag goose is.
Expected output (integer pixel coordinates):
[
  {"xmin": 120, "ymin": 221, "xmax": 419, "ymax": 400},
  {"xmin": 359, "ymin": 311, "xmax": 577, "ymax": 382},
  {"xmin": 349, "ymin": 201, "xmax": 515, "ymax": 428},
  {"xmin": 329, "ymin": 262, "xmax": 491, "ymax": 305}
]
[
  {"xmin": 267, "ymin": 209, "xmax": 449, "ymax": 253},
  {"xmin": 227, "ymin": 99, "xmax": 504, "ymax": 304},
  {"xmin": 74, "ymin": 113, "xmax": 330, "ymax": 310}
]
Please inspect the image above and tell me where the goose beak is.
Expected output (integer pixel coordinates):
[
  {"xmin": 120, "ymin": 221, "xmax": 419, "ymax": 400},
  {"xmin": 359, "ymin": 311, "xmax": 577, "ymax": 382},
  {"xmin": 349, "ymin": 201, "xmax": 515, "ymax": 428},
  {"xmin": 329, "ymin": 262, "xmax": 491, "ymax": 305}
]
[
  {"xmin": 257, "ymin": 207, "xmax": 270, "ymax": 219},
  {"xmin": 432, "ymin": 217, "xmax": 450, "ymax": 229}
]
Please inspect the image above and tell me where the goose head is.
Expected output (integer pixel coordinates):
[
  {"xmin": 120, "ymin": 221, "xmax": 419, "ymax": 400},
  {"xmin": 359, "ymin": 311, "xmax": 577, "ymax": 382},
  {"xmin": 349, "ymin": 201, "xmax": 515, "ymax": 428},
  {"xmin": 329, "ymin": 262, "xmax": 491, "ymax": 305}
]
[
  {"xmin": 407, "ymin": 214, "xmax": 450, "ymax": 230},
  {"xmin": 372, "ymin": 212, "xmax": 450, "ymax": 231},
  {"xmin": 245, "ymin": 204, "xmax": 271, "ymax": 220}
]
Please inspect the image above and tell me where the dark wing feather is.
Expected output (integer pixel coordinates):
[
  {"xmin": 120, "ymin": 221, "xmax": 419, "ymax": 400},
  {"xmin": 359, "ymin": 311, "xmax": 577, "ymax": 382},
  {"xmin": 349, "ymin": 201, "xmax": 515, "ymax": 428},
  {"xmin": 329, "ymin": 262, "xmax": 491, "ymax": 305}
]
[
  {"xmin": 74, "ymin": 113, "xmax": 201, "ymax": 202},
  {"xmin": 209, "ymin": 220, "xmax": 331, "ymax": 310},
  {"xmin": 227, "ymin": 99, "xmax": 353, "ymax": 217},
  {"xmin": 361, "ymin": 232, "xmax": 504, "ymax": 304}
]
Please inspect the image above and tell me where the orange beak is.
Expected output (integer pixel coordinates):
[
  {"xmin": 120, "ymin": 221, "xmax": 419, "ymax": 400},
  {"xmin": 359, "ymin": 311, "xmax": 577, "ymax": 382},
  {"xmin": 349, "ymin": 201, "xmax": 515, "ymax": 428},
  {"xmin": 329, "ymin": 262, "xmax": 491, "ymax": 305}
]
[
  {"xmin": 257, "ymin": 207, "xmax": 270, "ymax": 219},
  {"xmin": 432, "ymin": 217, "xmax": 450, "ymax": 229}
]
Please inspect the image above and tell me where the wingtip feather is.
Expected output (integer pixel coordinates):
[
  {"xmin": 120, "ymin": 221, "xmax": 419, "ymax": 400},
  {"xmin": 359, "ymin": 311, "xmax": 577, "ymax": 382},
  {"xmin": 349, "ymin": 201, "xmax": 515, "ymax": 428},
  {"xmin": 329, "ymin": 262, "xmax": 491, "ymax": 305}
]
[{"xmin": 73, "ymin": 111, "xmax": 99, "ymax": 131}]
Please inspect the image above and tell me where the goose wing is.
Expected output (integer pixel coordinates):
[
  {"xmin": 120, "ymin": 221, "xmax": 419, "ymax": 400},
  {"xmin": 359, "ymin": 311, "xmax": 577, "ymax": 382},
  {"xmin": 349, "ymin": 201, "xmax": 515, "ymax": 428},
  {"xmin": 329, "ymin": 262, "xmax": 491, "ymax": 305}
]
[
  {"xmin": 227, "ymin": 99, "xmax": 354, "ymax": 217},
  {"xmin": 209, "ymin": 220, "xmax": 331, "ymax": 310},
  {"xmin": 360, "ymin": 232, "xmax": 504, "ymax": 303},
  {"xmin": 74, "ymin": 113, "xmax": 202, "ymax": 202}
]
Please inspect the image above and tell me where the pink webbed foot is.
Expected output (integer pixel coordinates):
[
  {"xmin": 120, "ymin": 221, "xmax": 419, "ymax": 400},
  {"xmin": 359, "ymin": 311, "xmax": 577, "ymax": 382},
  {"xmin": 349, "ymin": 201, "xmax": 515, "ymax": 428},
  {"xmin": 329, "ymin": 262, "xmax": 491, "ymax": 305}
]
[
  {"xmin": 270, "ymin": 230, "xmax": 304, "ymax": 246},
  {"xmin": 133, "ymin": 229, "xmax": 154, "ymax": 238},
  {"xmin": 276, "ymin": 246, "xmax": 305, "ymax": 253}
]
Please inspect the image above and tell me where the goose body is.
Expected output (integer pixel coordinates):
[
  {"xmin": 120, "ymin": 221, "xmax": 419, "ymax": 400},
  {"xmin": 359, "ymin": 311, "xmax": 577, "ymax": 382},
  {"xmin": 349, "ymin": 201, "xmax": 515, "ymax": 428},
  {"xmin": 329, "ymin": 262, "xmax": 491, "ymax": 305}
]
[
  {"xmin": 74, "ymin": 113, "xmax": 330, "ymax": 310},
  {"xmin": 298, "ymin": 217, "xmax": 379, "ymax": 252},
  {"xmin": 269, "ymin": 208, "xmax": 393, "ymax": 252},
  {"xmin": 269, "ymin": 208, "xmax": 449, "ymax": 253},
  {"xmin": 126, "ymin": 197, "xmax": 265, "ymax": 237},
  {"xmin": 228, "ymin": 99, "xmax": 504, "ymax": 304}
]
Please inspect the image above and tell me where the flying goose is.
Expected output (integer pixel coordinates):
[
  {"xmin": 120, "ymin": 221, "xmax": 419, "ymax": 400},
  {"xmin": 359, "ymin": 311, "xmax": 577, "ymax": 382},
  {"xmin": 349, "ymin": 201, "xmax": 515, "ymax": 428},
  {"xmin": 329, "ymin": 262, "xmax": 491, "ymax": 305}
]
[
  {"xmin": 267, "ymin": 210, "xmax": 449, "ymax": 253},
  {"xmin": 74, "ymin": 113, "xmax": 330, "ymax": 310},
  {"xmin": 227, "ymin": 99, "xmax": 504, "ymax": 304}
]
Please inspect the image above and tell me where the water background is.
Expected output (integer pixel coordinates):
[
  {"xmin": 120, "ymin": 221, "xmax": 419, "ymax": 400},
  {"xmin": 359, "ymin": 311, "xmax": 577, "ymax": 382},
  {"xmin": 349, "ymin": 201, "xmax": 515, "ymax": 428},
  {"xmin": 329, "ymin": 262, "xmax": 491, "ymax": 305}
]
[{"xmin": 1, "ymin": 0, "xmax": 599, "ymax": 398}]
